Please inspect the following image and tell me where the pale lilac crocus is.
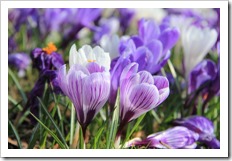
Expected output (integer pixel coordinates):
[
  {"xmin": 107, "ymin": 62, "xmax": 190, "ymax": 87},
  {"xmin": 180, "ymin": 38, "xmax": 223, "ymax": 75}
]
[
  {"xmin": 116, "ymin": 62, "xmax": 169, "ymax": 137},
  {"xmin": 174, "ymin": 116, "xmax": 220, "ymax": 149},
  {"xmin": 133, "ymin": 126, "xmax": 199, "ymax": 149}
]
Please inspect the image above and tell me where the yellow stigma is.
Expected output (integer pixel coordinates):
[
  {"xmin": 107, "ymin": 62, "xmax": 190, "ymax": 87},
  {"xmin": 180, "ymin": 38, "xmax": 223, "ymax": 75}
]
[
  {"xmin": 88, "ymin": 60, "xmax": 96, "ymax": 63},
  {"xmin": 42, "ymin": 42, "xmax": 57, "ymax": 54}
]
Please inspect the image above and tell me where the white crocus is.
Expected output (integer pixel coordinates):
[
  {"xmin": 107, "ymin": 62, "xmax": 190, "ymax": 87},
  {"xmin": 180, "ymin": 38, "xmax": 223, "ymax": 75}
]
[
  {"xmin": 182, "ymin": 26, "xmax": 217, "ymax": 77},
  {"xmin": 100, "ymin": 34, "xmax": 120, "ymax": 60},
  {"xmin": 69, "ymin": 44, "xmax": 111, "ymax": 71},
  {"xmin": 134, "ymin": 8, "xmax": 167, "ymax": 23}
]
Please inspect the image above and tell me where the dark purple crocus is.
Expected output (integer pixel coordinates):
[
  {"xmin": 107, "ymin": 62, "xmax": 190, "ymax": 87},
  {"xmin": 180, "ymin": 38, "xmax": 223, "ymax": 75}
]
[
  {"xmin": 8, "ymin": 53, "xmax": 31, "ymax": 77},
  {"xmin": 117, "ymin": 62, "xmax": 169, "ymax": 137},
  {"xmin": 132, "ymin": 126, "xmax": 199, "ymax": 149},
  {"xmin": 174, "ymin": 116, "xmax": 220, "ymax": 149},
  {"xmin": 188, "ymin": 59, "xmax": 219, "ymax": 102},
  {"xmin": 31, "ymin": 42, "xmax": 64, "ymax": 72},
  {"xmin": 57, "ymin": 63, "xmax": 110, "ymax": 136},
  {"xmin": 119, "ymin": 19, "xmax": 179, "ymax": 74},
  {"xmin": 118, "ymin": 8, "xmax": 135, "ymax": 33},
  {"xmin": 25, "ymin": 70, "xmax": 57, "ymax": 123}
]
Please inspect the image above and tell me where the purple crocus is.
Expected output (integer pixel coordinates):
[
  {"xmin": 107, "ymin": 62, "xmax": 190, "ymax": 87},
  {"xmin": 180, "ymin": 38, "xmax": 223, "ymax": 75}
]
[
  {"xmin": 8, "ymin": 53, "xmax": 31, "ymax": 77},
  {"xmin": 117, "ymin": 62, "xmax": 169, "ymax": 136},
  {"xmin": 8, "ymin": 8, "xmax": 39, "ymax": 31},
  {"xmin": 188, "ymin": 59, "xmax": 219, "ymax": 102},
  {"xmin": 133, "ymin": 126, "xmax": 199, "ymax": 149},
  {"xmin": 120, "ymin": 19, "xmax": 179, "ymax": 74},
  {"xmin": 174, "ymin": 116, "xmax": 220, "ymax": 149},
  {"xmin": 57, "ymin": 63, "xmax": 110, "ymax": 136},
  {"xmin": 93, "ymin": 17, "xmax": 119, "ymax": 43},
  {"xmin": 25, "ymin": 70, "xmax": 57, "ymax": 123},
  {"xmin": 31, "ymin": 42, "xmax": 64, "ymax": 72},
  {"xmin": 118, "ymin": 8, "xmax": 135, "ymax": 33}
]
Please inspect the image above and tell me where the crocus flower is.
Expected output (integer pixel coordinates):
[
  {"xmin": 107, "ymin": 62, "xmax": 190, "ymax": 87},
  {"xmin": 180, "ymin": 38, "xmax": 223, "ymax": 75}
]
[
  {"xmin": 117, "ymin": 63, "xmax": 169, "ymax": 136},
  {"xmin": 100, "ymin": 34, "xmax": 120, "ymax": 60},
  {"xmin": 8, "ymin": 8, "xmax": 39, "ymax": 31},
  {"xmin": 31, "ymin": 42, "xmax": 64, "ymax": 72},
  {"xmin": 120, "ymin": 19, "xmax": 179, "ymax": 74},
  {"xmin": 57, "ymin": 64, "xmax": 110, "ymax": 135},
  {"xmin": 118, "ymin": 8, "xmax": 135, "ymax": 33},
  {"xmin": 188, "ymin": 59, "xmax": 219, "ymax": 107},
  {"xmin": 93, "ymin": 17, "xmax": 119, "ymax": 43},
  {"xmin": 26, "ymin": 70, "xmax": 57, "ymax": 123},
  {"xmin": 133, "ymin": 126, "xmax": 199, "ymax": 149},
  {"xmin": 8, "ymin": 53, "xmax": 31, "ymax": 77},
  {"xmin": 69, "ymin": 44, "xmax": 111, "ymax": 71},
  {"xmin": 174, "ymin": 116, "xmax": 220, "ymax": 149},
  {"xmin": 182, "ymin": 25, "xmax": 217, "ymax": 77},
  {"xmin": 134, "ymin": 9, "xmax": 167, "ymax": 24},
  {"xmin": 188, "ymin": 59, "xmax": 218, "ymax": 94}
]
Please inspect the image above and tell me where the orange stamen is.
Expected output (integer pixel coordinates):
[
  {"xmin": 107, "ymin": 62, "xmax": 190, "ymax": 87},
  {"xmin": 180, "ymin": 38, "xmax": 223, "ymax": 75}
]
[
  {"xmin": 87, "ymin": 60, "xmax": 96, "ymax": 63},
  {"xmin": 42, "ymin": 42, "xmax": 57, "ymax": 54}
]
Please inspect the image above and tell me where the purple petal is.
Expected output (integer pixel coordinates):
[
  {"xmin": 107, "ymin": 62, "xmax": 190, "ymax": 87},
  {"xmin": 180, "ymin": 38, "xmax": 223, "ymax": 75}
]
[
  {"xmin": 138, "ymin": 19, "xmax": 160, "ymax": 44},
  {"xmin": 126, "ymin": 83, "xmax": 159, "ymax": 121},
  {"xmin": 86, "ymin": 62, "xmax": 105, "ymax": 73},
  {"xmin": 153, "ymin": 76, "xmax": 170, "ymax": 106},
  {"xmin": 138, "ymin": 71, "xmax": 154, "ymax": 84},
  {"xmin": 158, "ymin": 27, "xmax": 180, "ymax": 54},
  {"xmin": 82, "ymin": 72, "xmax": 110, "ymax": 126}
]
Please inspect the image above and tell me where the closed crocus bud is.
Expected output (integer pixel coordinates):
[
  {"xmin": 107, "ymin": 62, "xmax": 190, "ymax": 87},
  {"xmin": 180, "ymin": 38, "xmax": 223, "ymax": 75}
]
[
  {"xmin": 134, "ymin": 126, "xmax": 199, "ymax": 149},
  {"xmin": 188, "ymin": 59, "xmax": 217, "ymax": 94},
  {"xmin": 182, "ymin": 26, "xmax": 217, "ymax": 77},
  {"xmin": 117, "ymin": 63, "xmax": 169, "ymax": 137},
  {"xmin": 8, "ymin": 53, "xmax": 31, "ymax": 77},
  {"xmin": 174, "ymin": 116, "xmax": 220, "ymax": 149},
  {"xmin": 57, "ymin": 64, "xmax": 110, "ymax": 136}
]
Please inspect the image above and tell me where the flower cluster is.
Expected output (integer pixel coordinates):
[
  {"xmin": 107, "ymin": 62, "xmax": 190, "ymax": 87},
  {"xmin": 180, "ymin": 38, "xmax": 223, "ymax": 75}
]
[{"xmin": 8, "ymin": 8, "xmax": 220, "ymax": 149}]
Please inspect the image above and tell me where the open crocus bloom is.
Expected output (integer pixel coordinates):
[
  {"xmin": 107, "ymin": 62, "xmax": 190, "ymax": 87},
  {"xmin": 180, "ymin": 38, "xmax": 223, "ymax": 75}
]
[
  {"xmin": 57, "ymin": 63, "xmax": 110, "ymax": 133},
  {"xmin": 118, "ymin": 63, "xmax": 169, "ymax": 131},
  {"xmin": 69, "ymin": 44, "xmax": 111, "ymax": 71},
  {"xmin": 134, "ymin": 126, "xmax": 199, "ymax": 149},
  {"xmin": 174, "ymin": 116, "xmax": 220, "ymax": 149}
]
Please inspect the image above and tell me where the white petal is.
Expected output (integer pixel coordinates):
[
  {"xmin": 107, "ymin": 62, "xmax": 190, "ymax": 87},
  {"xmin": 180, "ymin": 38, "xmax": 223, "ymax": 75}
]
[
  {"xmin": 93, "ymin": 46, "xmax": 111, "ymax": 71},
  {"xmin": 79, "ymin": 45, "xmax": 94, "ymax": 64}
]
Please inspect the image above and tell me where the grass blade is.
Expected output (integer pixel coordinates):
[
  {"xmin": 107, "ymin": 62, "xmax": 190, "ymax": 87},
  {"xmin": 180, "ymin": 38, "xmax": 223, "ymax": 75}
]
[
  {"xmin": 30, "ymin": 112, "xmax": 66, "ymax": 149},
  {"xmin": 27, "ymin": 123, "xmax": 40, "ymax": 149},
  {"xmin": 106, "ymin": 90, "xmax": 120, "ymax": 149},
  {"xmin": 69, "ymin": 103, "xmax": 75, "ymax": 146},
  {"xmin": 37, "ymin": 97, "xmax": 69, "ymax": 149},
  {"xmin": 121, "ymin": 113, "xmax": 146, "ymax": 148},
  {"xmin": 9, "ymin": 120, "xmax": 22, "ymax": 149},
  {"xmin": 93, "ymin": 126, "xmax": 104, "ymax": 149},
  {"xmin": 8, "ymin": 68, "xmax": 27, "ymax": 103}
]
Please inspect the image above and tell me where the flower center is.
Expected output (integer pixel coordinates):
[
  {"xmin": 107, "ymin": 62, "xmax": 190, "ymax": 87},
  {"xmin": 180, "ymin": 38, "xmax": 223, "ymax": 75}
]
[
  {"xmin": 42, "ymin": 42, "xmax": 57, "ymax": 54},
  {"xmin": 88, "ymin": 60, "xmax": 96, "ymax": 63}
]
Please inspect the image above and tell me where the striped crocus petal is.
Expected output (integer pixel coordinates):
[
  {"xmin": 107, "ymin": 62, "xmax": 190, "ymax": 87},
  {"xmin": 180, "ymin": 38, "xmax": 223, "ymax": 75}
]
[
  {"xmin": 57, "ymin": 64, "xmax": 110, "ymax": 128},
  {"xmin": 173, "ymin": 116, "xmax": 219, "ymax": 148},
  {"xmin": 153, "ymin": 76, "xmax": 170, "ymax": 106},
  {"xmin": 119, "ymin": 62, "xmax": 169, "ymax": 126},
  {"xmin": 139, "ymin": 126, "xmax": 199, "ymax": 149}
]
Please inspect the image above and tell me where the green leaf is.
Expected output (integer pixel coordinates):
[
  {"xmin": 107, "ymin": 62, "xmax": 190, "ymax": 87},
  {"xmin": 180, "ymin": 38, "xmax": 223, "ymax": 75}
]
[
  {"xmin": 30, "ymin": 112, "xmax": 66, "ymax": 149},
  {"xmin": 121, "ymin": 113, "xmax": 146, "ymax": 149},
  {"xmin": 93, "ymin": 126, "xmax": 104, "ymax": 149},
  {"xmin": 8, "ymin": 68, "xmax": 27, "ymax": 103},
  {"xmin": 37, "ymin": 97, "xmax": 69, "ymax": 149},
  {"xmin": 27, "ymin": 123, "xmax": 40, "ymax": 149},
  {"xmin": 69, "ymin": 103, "xmax": 75, "ymax": 146},
  {"xmin": 106, "ymin": 89, "xmax": 120, "ymax": 149},
  {"xmin": 9, "ymin": 120, "xmax": 22, "ymax": 149}
]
